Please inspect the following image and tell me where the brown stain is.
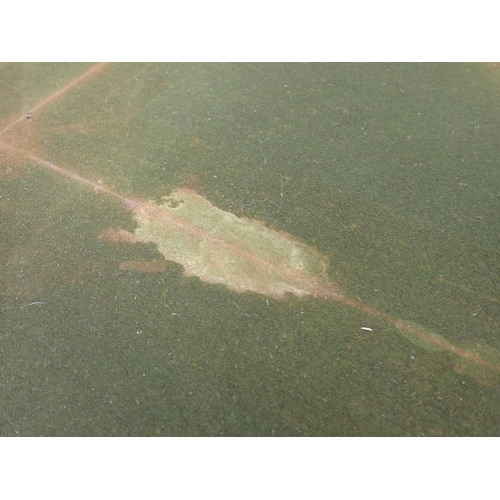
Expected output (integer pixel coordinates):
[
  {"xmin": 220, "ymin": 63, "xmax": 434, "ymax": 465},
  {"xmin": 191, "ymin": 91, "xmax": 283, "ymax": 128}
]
[
  {"xmin": 98, "ymin": 228, "xmax": 139, "ymax": 244},
  {"xmin": 119, "ymin": 260, "xmax": 167, "ymax": 273}
]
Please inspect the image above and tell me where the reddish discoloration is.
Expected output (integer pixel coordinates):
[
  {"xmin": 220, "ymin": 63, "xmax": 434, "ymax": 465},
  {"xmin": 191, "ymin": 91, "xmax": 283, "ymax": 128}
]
[
  {"xmin": 98, "ymin": 228, "xmax": 138, "ymax": 244},
  {"xmin": 119, "ymin": 260, "xmax": 167, "ymax": 273}
]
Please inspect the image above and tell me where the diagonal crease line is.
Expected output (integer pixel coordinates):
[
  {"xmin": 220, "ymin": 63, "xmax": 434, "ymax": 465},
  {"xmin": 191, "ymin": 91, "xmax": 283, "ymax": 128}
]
[
  {"xmin": 1, "ymin": 142, "xmax": 499, "ymax": 374},
  {"xmin": 0, "ymin": 140, "xmax": 124, "ymax": 201},
  {"xmin": 0, "ymin": 62, "xmax": 109, "ymax": 138}
]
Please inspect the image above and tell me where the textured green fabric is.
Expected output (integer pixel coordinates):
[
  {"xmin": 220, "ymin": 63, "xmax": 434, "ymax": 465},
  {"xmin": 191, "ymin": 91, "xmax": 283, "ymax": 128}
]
[{"xmin": 2, "ymin": 63, "xmax": 500, "ymax": 436}]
